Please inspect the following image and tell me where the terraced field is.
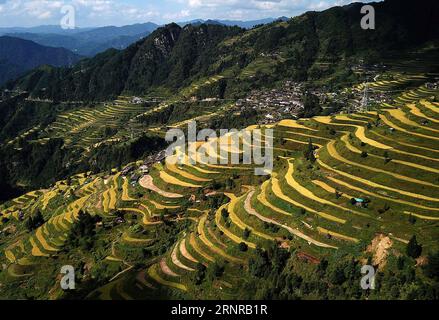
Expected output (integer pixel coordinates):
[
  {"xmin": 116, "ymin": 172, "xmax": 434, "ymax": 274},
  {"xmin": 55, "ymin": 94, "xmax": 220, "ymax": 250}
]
[
  {"xmin": 45, "ymin": 96, "xmax": 153, "ymax": 148},
  {"xmin": 1, "ymin": 81, "xmax": 438, "ymax": 299},
  {"xmin": 354, "ymin": 74, "xmax": 428, "ymax": 93}
]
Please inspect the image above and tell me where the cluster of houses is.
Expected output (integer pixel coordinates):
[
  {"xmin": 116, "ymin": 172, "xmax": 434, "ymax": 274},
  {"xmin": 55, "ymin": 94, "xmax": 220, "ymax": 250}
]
[
  {"xmin": 425, "ymin": 81, "xmax": 439, "ymax": 90},
  {"xmin": 121, "ymin": 150, "xmax": 167, "ymax": 187},
  {"xmin": 1, "ymin": 89, "xmax": 27, "ymax": 101},
  {"xmin": 131, "ymin": 97, "xmax": 145, "ymax": 104},
  {"xmin": 235, "ymin": 81, "xmax": 305, "ymax": 124},
  {"xmin": 351, "ymin": 61, "xmax": 387, "ymax": 75}
]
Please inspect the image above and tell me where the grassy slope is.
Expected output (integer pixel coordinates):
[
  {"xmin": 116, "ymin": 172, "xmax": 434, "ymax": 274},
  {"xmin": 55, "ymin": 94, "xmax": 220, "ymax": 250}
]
[{"xmin": 0, "ymin": 76, "xmax": 438, "ymax": 299}]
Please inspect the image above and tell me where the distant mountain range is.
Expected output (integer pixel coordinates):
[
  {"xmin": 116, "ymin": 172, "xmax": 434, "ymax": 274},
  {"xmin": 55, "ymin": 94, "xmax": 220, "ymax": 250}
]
[
  {"xmin": 7, "ymin": 0, "xmax": 439, "ymax": 103},
  {"xmin": 0, "ymin": 25, "xmax": 95, "ymax": 35},
  {"xmin": 0, "ymin": 17, "xmax": 290, "ymax": 85},
  {"xmin": 1, "ymin": 23, "xmax": 159, "ymax": 57},
  {"xmin": 0, "ymin": 18, "xmax": 288, "ymax": 57},
  {"xmin": 0, "ymin": 36, "xmax": 82, "ymax": 85}
]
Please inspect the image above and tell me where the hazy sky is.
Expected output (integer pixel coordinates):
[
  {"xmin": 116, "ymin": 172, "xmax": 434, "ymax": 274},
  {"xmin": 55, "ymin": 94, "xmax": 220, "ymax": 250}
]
[{"xmin": 0, "ymin": 0, "xmax": 378, "ymax": 27}]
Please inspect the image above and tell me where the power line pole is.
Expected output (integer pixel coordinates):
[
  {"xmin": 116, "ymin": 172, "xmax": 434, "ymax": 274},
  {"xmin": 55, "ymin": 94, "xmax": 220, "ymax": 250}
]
[{"xmin": 361, "ymin": 82, "xmax": 369, "ymax": 112}]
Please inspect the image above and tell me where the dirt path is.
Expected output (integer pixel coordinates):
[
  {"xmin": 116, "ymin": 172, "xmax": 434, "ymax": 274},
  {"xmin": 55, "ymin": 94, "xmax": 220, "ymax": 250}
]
[
  {"xmin": 284, "ymin": 159, "xmax": 370, "ymax": 218},
  {"xmin": 171, "ymin": 242, "xmax": 195, "ymax": 271},
  {"xmin": 109, "ymin": 265, "xmax": 134, "ymax": 282},
  {"xmin": 139, "ymin": 175, "xmax": 184, "ymax": 198},
  {"xmin": 199, "ymin": 214, "xmax": 246, "ymax": 264},
  {"xmin": 367, "ymin": 234, "xmax": 393, "ymax": 270},
  {"xmin": 225, "ymin": 193, "xmax": 276, "ymax": 241},
  {"xmin": 271, "ymin": 178, "xmax": 346, "ymax": 224},
  {"xmin": 244, "ymin": 192, "xmax": 338, "ymax": 249},
  {"xmin": 379, "ymin": 113, "xmax": 439, "ymax": 141},
  {"xmin": 318, "ymin": 159, "xmax": 439, "ymax": 203},
  {"xmin": 327, "ymin": 140, "xmax": 437, "ymax": 188},
  {"xmin": 160, "ymin": 258, "xmax": 179, "ymax": 277},
  {"xmin": 160, "ymin": 171, "xmax": 202, "ymax": 188},
  {"xmin": 340, "ymin": 135, "xmax": 439, "ymax": 174},
  {"xmin": 179, "ymin": 238, "xmax": 199, "ymax": 263}
]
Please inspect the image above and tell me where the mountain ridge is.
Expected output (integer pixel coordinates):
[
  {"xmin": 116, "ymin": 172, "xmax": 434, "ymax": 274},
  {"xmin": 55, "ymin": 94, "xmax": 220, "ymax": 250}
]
[
  {"xmin": 5, "ymin": 0, "xmax": 439, "ymax": 101},
  {"xmin": 1, "ymin": 19, "xmax": 288, "ymax": 56},
  {"xmin": 0, "ymin": 36, "xmax": 82, "ymax": 85},
  {"xmin": 2, "ymin": 23, "xmax": 160, "ymax": 57}
]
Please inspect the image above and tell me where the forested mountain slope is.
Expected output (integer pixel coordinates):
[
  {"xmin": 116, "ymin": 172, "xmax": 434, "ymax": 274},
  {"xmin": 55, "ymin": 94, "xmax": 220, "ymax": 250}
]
[
  {"xmin": 0, "ymin": 36, "xmax": 81, "ymax": 85},
  {"xmin": 5, "ymin": 0, "xmax": 438, "ymax": 101}
]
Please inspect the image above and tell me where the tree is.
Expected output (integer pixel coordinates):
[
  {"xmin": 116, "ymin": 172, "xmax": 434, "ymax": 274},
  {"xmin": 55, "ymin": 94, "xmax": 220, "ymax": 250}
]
[
  {"xmin": 304, "ymin": 139, "xmax": 316, "ymax": 163},
  {"xmin": 330, "ymin": 266, "xmax": 346, "ymax": 285},
  {"xmin": 317, "ymin": 259, "xmax": 329, "ymax": 276},
  {"xmin": 301, "ymin": 93, "xmax": 322, "ymax": 118},
  {"xmin": 408, "ymin": 214, "xmax": 417, "ymax": 225},
  {"xmin": 249, "ymin": 247, "xmax": 270, "ymax": 278},
  {"xmin": 397, "ymin": 256, "xmax": 405, "ymax": 270},
  {"xmin": 383, "ymin": 150, "xmax": 392, "ymax": 164},
  {"xmin": 407, "ymin": 235, "xmax": 422, "ymax": 259},
  {"xmin": 25, "ymin": 210, "xmax": 45, "ymax": 231},
  {"xmin": 378, "ymin": 203, "xmax": 390, "ymax": 214},
  {"xmin": 194, "ymin": 263, "xmax": 207, "ymax": 285},
  {"xmin": 423, "ymin": 251, "xmax": 439, "ymax": 281},
  {"xmin": 210, "ymin": 262, "xmax": 225, "ymax": 278},
  {"xmin": 243, "ymin": 228, "xmax": 251, "ymax": 240},
  {"xmin": 361, "ymin": 151, "xmax": 368, "ymax": 158},
  {"xmin": 239, "ymin": 242, "xmax": 248, "ymax": 252},
  {"xmin": 221, "ymin": 208, "xmax": 229, "ymax": 219},
  {"xmin": 66, "ymin": 211, "xmax": 99, "ymax": 250}
]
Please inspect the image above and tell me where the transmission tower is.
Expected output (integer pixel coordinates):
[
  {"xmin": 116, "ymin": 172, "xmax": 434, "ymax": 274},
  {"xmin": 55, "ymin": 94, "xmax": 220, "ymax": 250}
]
[{"xmin": 361, "ymin": 82, "xmax": 370, "ymax": 112}]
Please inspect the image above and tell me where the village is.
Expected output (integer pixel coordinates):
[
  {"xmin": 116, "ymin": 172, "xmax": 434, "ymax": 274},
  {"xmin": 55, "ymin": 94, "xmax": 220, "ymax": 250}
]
[{"xmin": 235, "ymin": 81, "xmax": 305, "ymax": 124}]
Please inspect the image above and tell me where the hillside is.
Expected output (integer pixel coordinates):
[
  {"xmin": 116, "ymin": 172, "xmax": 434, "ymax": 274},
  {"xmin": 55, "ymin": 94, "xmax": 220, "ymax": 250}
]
[
  {"xmin": 2, "ymin": 20, "xmax": 290, "ymax": 57},
  {"xmin": 0, "ymin": 80, "xmax": 438, "ymax": 299},
  {"xmin": 0, "ymin": 36, "xmax": 82, "ymax": 85},
  {"xmin": 0, "ymin": 0, "xmax": 438, "ymax": 300},
  {"xmin": 179, "ymin": 17, "xmax": 289, "ymax": 29},
  {"xmin": 5, "ymin": 0, "xmax": 439, "ymax": 102},
  {"xmin": 0, "ymin": 0, "xmax": 437, "ymax": 195}
]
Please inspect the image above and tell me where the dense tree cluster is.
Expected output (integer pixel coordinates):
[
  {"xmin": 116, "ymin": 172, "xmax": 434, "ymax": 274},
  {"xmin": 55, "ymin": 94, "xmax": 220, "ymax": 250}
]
[
  {"xmin": 25, "ymin": 210, "xmax": 45, "ymax": 231},
  {"xmin": 241, "ymin": 242, "xmax": 439, "ymax": 300}
]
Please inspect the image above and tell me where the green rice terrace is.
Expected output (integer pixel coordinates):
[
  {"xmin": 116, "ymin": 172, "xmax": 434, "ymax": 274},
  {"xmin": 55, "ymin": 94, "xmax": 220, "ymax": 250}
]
[
  {"xmin": 6, "ymin": 72, "xmax": 232, "ymax": 152},
  {"xmin": 1, "ymin": 76, "xmax": 438, "ymax": 300}
]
